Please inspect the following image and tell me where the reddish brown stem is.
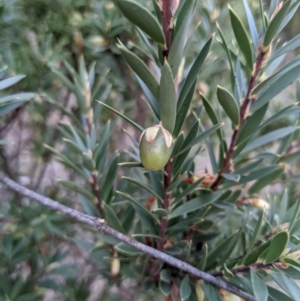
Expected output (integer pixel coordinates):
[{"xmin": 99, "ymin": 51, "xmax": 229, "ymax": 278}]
[
  {"xmin": 162, "ymin": 0, "xmax": 172, "ymax": 58},
  {"xmin": 212, "ymin": 49, "xmax": 267, "ymax": 190},
  {"xmin": 210, "ymin": 262, "xmax": 273, "ymax": 277},
  {"xmin": 157, "ymin": 159, "xmax": 172, "ymax": 250},
  {"xmin": 91, "ymin": 173, "xmax": 103, "ymax": 215}
]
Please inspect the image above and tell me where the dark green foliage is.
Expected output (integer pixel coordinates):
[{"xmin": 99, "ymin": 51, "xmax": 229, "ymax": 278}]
[{"xmin": 2, "ymin": 0, "xmax": 300, "ymax": 300}]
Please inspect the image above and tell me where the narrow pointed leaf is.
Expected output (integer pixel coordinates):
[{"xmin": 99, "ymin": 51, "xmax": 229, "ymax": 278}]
[
  {"xmin": 175, "ymin": 123, "xmax": 222, "ymax": 157},
  {"xmin": 217, "ymin": 86, "xmax": 240, "ymax": 126},
  {"xmin": 136, "ymin": 76, "xmax": 160, "ymax": 119},
  {"xmin": 229, "ymin": 7, "xmax": 253, "ymax": 71},
  {"xmin": 0, "ymin": 75, "xmax": 25, "ymax": 90},
  {"xmin": 242, "ymin": 127, "xmax": 296, "ymax": 153},
  {"xmin": 249, "ymin": 167, "xmax": 284, "ymax": 194},
  {"xmin": 272, "ymin": 34, "xmax": 300, "ymax": 61},
  {"xmin": 173, "ymin": 80, "xmax": 196, "ymax": 137},
  {"xmin": 250, "ymin": 269, "xmax": 268, "ymax": 301},
  {"xmin": 118, "ymin": 42, "xmax": 159, "ymax": 99},
  {"xmin": 122, "ymin": 176, "xmax": 163, "ymax": 203},
  {"xmin": 169, "ymin": 191, "xmax": 223, "ymax": 219},
  {"xmin": 242, "ymin": 0, "xmax": 258, "ymax": 49},
  {"xmin": 243, "ymin": 210, "xmax": 264, "ymax": 263},
  {"xmin": 263, "ymin": 0, "xmax": 292, "ymax": 48},
  {"xmin": 270, "ymin": 269, "xmax": 300, "ymax": 300},
  {"xmin": 217, "ymin": 24, "xmax": 235, "ymax": 90},
  {"xmin": 177, "ymin": 35, "xmax": 214, "ymax": 111},
  {"xmin": 114, "ymin": 0, "xmax": 165, "ymax": 45},
  {"xmin": 96, "ymin": 101, "xmax": 144, "ymax": 132},
  {"xmin": 168, "ymin": 0, "xmax": 196, "ymax": 76},
  {"xmin": 58, "ymin": 180, "xmax": 94, "ymax": 201},
  {"xmin": 159, "ymin": 60, "xmax": 176, "ymax": 133},
  {"xmin": 103, "ymin": 202, "xmax": 126, "ymax": 234}
]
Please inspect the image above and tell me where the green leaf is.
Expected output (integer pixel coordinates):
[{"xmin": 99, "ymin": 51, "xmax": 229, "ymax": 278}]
[
  {"xmin": 177, "ymin": 36, "xmax": 214, "ymax": 112},
  {"xmin": 243, "ymin": 210, "xmax": 264, "ymax": 263},
  {"xmin": 136, "ymin": 76, "xmax": 160, "ymax": 120},
  {"xmin": 217, "ymin": 85, "xmax": 240, "ymax": 127},
  {"xmin": 116, "ymin": 191, "xmax": 157, "ymax": 234},
  {"xmin": 43, "ymin": 144, "xmax": 88, "ymax": 179},
  {"xmin": 279, "ymin": 189, "xmax": 289, "ymax": 225},
  {"xmin": 169, "ymin": 191, "xmax": 223, "ymax": 219},
  {"xmin": 197, "ymin": 243, "xmax": 208, "ymax": 270},
  {"xmin": 94, "ymin": 121, "xmax": 111, "ymax": 172},
  {"xmin": 0, "ymin": 92, "xmax": 35, "ymax": 104},
  {"xmin": 202, "ymin": 282, "xmax": 222, "ymax": 301},
  {"xmin": 0, "ymin": 75, "xmax": 25, "ymax": 90},
  {"xmin": 115, "ymin": 242, "xmax": 143, "ymax": 255},
  {"xmin": 258, "ymin": 103, "xmax": 300, "ymax": 131},
  {"xmin": 244, "ymin": 240, "xmax": 271, "ymax": 265},
  {"xmin": 221, "ymin": 173, "xmax": 240, "ymax": 182},
  {"xmin": 242, "ymin": 0, "xmax": 258, "ymax": 49},
  {"xmin": 270, "ymin": 269, "xmax": 300, "ymax": 301},
  {"xmin": 173, "ymin": 80, "xmax": 196, "ymax": 137},
  {"xmin": 265, "ymin": 231, "xmax": 289, "ymax": 263},
  {"xmin": 272, "ymin": 34, "xmax": 300, "ymax": 61},
  {"xmin": 121, "ymin": 176, "xmax": 163, "ymax": 203},
  {"xmin": 172, "ymin": 120, "xmax": 199, "ymax": 178},
  {"xmin": 168, "ymin": 0, "xmax": 196, "ymax": 76},
  {"xmin": 160, "ymin": 269, "xmax": 171, "ymax": 283},
  {"xmin": 118, "ymin": 41, "xmax": 159, "ymax": 99},
  {"xmin": 252, "ymin": 55, "xmax": 300, "ymax": 98},
  {"xmin": 174, "ymin": 123, "xmax": 223, "ymax": 157},
  {"xmin": 114, "ymin": 0, "xmax": 165, "ymax": 45},
  {"xmin": 249, "ymin": 167, "xmax": 284, "ymax": 194},
  {"xmin": 159, "ymin": 280, "xmax": 171, "ymax": 296},
  {"xmin": 180, "ymin": 276, "xmax": 191, "ymax": 301},
  {"xmin": 58, "ymin": 180, "xmax": 94, "ymax": 201},
  {"xmin": 118, "ymin": 162, "xmax": 144, "ymax": 168},
  {"xmin": 229, "ymin": 6, "xmax": 253, "ymax": 71},
  {"xmin": 96, "ymin": 101, "xmax": 144, "ymax": 132},
  {"xmin": 253, "ymin": 62, "xmax": 300, "ymax": 112},
  {"xmin": 289, "ymin": 200, "xmax": 300, "ymax": 235},
  {"xmin": 242, "ymin": 126, "xmax": 297, "ymax": 153},
  {"xmin": 101, "ymin": 153, "xmax": 119, "ymax": 203},
  {"xmin": 137, "ymin": 28, "xmax": 161, "ymax": 67},
  {"xmin": 263, "ymin": 0, "xmax": 292, "ymax": 48},
  {"xmin": 217, "ymin": 24, "xmax": 235, "ymax": 91},
  {"xmin": 173, "ymin": 177, "xmax": 205, "ymax": 203},
  {"xmin": 0, "ymin": 100, "xmax": 28, "ymax": 117},
  {"xmin": 103, "ymin": 203, "xmax": 126, "ymax": 234},
  {"xmin": 268, "ymin": 286, "xmax": 294, "ymax": 301},
  {"xmin": 237, "ymin": 165, "xmax": 278, "ymax": 185},
  {"xmin": 250, "ymin": 269, "xmax": 268, "ymax": 301},
  {"xmin": 159, "ymin": 59, "xmax": 176, "ymax": 133},
  {"xmin": 201, "ymin": 93, "xmax": 223, "ymax": 142}
]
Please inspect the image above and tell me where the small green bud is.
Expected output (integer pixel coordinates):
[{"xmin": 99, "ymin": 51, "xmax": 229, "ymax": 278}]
[{"xmin": 139, "ymin": 123, "xmax": 173, "ymax": 171}]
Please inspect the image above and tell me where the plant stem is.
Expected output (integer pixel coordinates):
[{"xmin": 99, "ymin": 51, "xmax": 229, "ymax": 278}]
[
  {"xmin": 158, "ymin": 159, "xmax": 172, "ymax": 250},
  {"xmin": 210, "ymin": 262, "xmax": 273, "ymax": 277},
  {"xmin": 158, "ymin": 0, "xmax": 173, "ymax": 251},
  {"xmin": 162, "ymin": 0, "xmax": 172, "ymax": 58},
  {"xmin": 212, "ymin": 48, "xmax": 267, "ymax": 190},
  {"xmin": 0, "ymin": 172, "xmax": 255, "ymax": 301}
]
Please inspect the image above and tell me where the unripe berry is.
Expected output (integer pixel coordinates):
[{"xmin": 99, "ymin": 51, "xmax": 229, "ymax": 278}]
[{"xmin": 139, "ymin": 123, "xmax": 173, "ymax": 171}]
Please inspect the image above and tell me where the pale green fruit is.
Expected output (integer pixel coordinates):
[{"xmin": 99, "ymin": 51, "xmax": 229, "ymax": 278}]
[{"xmin": 139, "ymin": 124, "xmax": 173, "ymax": 171}]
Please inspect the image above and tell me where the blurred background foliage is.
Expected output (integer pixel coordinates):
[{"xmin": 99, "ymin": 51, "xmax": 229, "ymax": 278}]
[{"xmin": 1, "ymin": 0, "xmax": 300, "ymax": 300}]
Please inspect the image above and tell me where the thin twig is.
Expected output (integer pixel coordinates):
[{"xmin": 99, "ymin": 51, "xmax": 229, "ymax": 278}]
[
  {"xmin": 0, "ymin": 172, "xmax": 255, "ymax": 301},
  {"xmin": 212, "ymin": 48, "xmax": 267, "ymax": 190},
  {"xmin": 210, "ymin": 262, "xmax": 273, "ymax": 277}
]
